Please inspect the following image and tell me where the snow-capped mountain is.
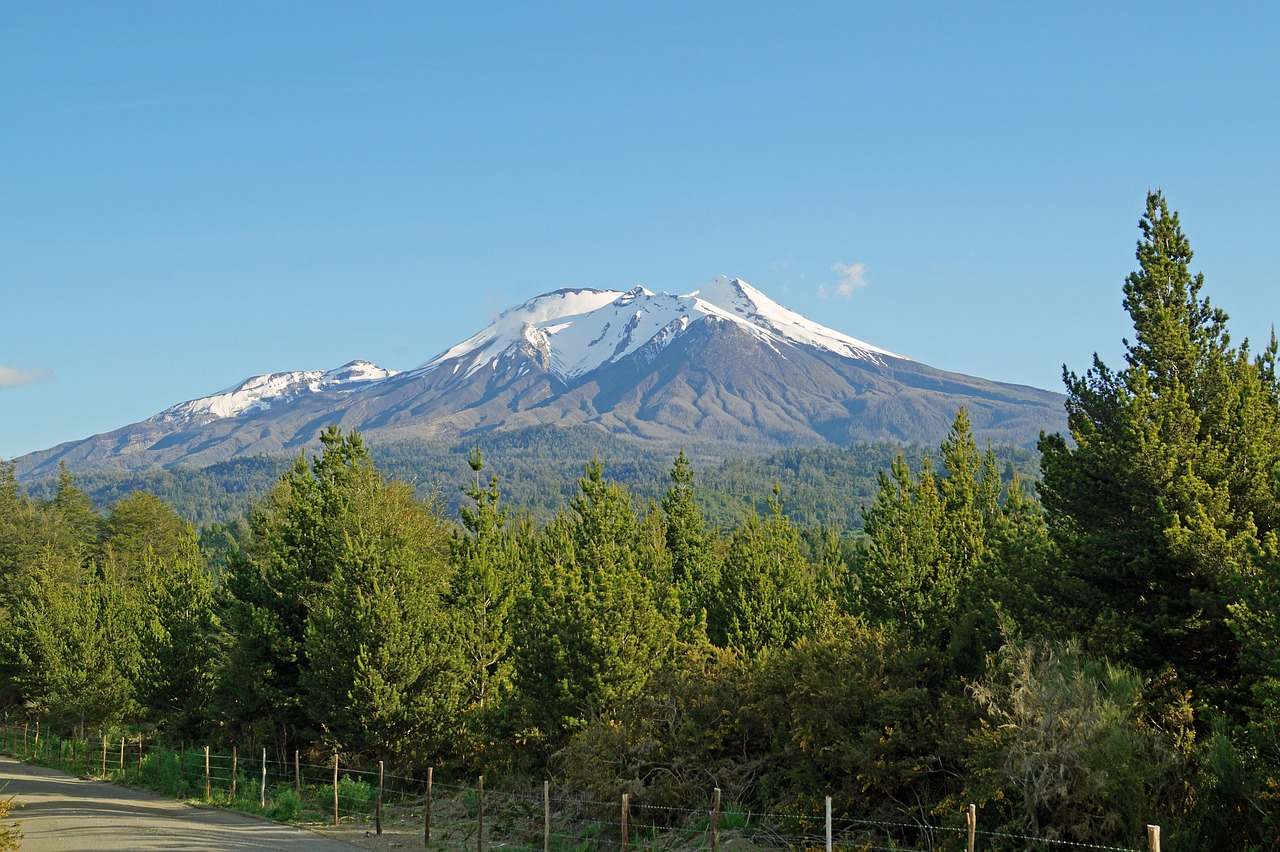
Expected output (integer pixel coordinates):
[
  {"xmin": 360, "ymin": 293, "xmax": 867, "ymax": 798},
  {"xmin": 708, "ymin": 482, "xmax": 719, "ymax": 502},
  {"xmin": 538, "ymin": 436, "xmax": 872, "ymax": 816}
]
[
  {"xmin": 153, "ymin": 360, "xmax": 397, "ymax": 426},
  {"xmin": 14, "ymin": 277, "xmax": 1066, "ymax": 477},
  {"xmin": 415, "ymin": 277, "xmax": 899, "ymax": 386}
]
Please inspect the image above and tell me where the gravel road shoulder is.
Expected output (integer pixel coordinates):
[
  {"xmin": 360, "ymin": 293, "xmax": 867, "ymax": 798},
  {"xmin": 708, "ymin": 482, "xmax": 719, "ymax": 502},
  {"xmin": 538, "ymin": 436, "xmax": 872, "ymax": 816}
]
[{"xmin": 0, "ymin": 755, "xmax": 366, "ymax": 852}]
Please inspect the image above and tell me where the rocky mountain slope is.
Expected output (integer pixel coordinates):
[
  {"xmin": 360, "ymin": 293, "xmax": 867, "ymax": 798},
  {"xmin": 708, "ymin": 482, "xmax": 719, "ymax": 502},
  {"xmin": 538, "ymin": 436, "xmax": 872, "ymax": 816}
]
[{"xmin": 15, "ymin": 277, "xmax": 1066, "ymax": 478}]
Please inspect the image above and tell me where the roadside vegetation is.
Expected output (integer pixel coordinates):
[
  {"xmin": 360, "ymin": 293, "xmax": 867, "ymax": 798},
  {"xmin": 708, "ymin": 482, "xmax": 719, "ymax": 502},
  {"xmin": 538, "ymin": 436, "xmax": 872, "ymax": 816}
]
[{"xmin": 3, "ymin": 192, "xmax": 1278, "ymax": 849}]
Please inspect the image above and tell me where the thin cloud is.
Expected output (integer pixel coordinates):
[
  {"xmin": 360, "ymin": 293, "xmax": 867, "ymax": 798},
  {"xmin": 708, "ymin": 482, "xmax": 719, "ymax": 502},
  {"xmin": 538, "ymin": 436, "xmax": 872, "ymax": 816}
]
[
  {"xmin": 0, "ymin": 365, "xmax": 54, "ymax": 389},
  {"xmin": 818, "ymin": 262, "xmax": 869, "ymax": 299}
]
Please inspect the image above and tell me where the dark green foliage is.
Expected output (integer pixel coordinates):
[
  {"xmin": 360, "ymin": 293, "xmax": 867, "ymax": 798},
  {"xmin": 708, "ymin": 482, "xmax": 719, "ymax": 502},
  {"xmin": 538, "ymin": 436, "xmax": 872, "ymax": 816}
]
[
  {"xmin": 101, "ymin": 493, "xmax": 220, "ymax": 740},
  {"xmin": 1039, "ymin": 191, "xmax": 1280, "ymax": 714},
  {"xmin": 751, "ymin": 617, "xmax": 969, "ymax": 823},
  {"xmin": 854, "ymin": 408, "xmax": 1016, "ymax": 649},
  {"xmin": 510, "ymin": 458, "xmax": 679, "ymax": 755},
  {"xmin": 0, "ymin": 467, "xmax": 151, "ymax": 733},
  {"xmin": 706, "ymin": 485, "xmax": 821, "ymax": 657},
  {"xmin": 7, "ymin": 570, "xmax": 141, "ymax": 732},
  {"xmin": 444, "ymin": 448, "xmax": 524, "ymax": 759},
  {"xmin": 6, "ymin": 193, "xmax": 1280, "ymax": 847},
  {"xmin": 300, "ymin": 475, "xmax": 457, "ymax": 764},
  {"xmin": 558, "ymin": 640, "xmax": 760, "ymax": 808},
  {"xmin": 23, "ymin": 456, "xmax": 292, "ymax": 527},
  {"xmin": 19, "ymin": 424, "xmax": 1038, "ymax": 537},
  {"xmin": 661, "ymin": 450, "xmax": 717, "ymax": 639},
  {"xmin": 968, "ymin": 640, "xmax": 1194, "ymax": 846},
  {"xmin": 218, "ymin": 427, "xmax": 457, "ymax": 764}
]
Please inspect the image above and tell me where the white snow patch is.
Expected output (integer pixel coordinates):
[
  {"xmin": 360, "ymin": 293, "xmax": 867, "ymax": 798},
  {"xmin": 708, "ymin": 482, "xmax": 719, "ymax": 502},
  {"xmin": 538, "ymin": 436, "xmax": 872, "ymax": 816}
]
[
  {"xmin": 152, "ymin": 360, "xmax": 397, "ymax": 424},
  {"xmin": 409, "ymin": 278, "xmax": 902, "ymax": 384}
]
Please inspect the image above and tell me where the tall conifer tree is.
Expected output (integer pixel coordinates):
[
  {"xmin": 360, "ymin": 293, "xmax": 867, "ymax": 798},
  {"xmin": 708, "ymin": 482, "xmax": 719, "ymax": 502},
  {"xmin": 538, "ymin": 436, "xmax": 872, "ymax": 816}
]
[{"xmin": 1039, "ymin": 191, "xmax": 1280, "ymax": 713}]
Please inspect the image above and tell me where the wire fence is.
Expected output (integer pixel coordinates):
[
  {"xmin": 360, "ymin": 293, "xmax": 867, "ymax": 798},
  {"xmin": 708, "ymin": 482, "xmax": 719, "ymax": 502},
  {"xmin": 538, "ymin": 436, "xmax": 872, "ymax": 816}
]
[{"xmin": 0, "ymin": 722, "xmax": 1156, "ymax": 851}]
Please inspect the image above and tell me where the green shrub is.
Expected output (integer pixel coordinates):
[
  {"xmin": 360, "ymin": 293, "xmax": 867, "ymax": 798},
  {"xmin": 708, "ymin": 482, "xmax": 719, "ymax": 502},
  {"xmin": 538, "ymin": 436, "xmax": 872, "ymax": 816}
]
[
  {"xmin": 267, "ymin": 786, "xmax": 303, "ymax": 821},
  {"xmin": 336, "ymin": 774, "xmax": 374, "ymax": 814},
  {"xmin": 0, "ymin": 793, "xmax": 20, "ymax": 852}
]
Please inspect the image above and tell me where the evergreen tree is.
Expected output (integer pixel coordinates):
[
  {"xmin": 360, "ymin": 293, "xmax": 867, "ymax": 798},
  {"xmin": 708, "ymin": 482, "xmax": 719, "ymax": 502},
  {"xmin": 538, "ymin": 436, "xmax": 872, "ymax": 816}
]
[
  {"xmin": 219, "ymin": 426, "xmax": 454, "ymax": 757},
  {"xmin": 50, "ymin": 463, "xmax": 100, "ymax": 563},
  {"xmin": 856, "ymin": 451, "xmax": 945, "ymax": 635},
  {"xmin": 1039, "ymin": 191, "xmax": 1280, "ymax": 713},
  {"xmin": 104, "ymin": 497, "xmax": 221, "ymax": 740},
  {"xmin": 444, "ymin": 448, "xmax": 525, "ymax": 758},
  {"xmin": 855, "ymin": 409, "xmax": 1010, "ymax": 644},
  {"xmin": 707, "ymin": 483, "xmax": 817, "ymax": 657},
  {"xmin": 300, "ymin": 476, "xmax": 455, "ymax": 764},
  {"xmin": 10, "ymin": 570, "xmax": 140, "ymax": 734},
  {"xmin": 661, "ymin": 450, "xmax": 717, "ymax": 635},
  {"xmin": 99, "ymin": 492, "xmax": 195, "ymax": 583},
  {"xmin": 511, "ymin": 458, "xmax": 677, "ymax": 750}
]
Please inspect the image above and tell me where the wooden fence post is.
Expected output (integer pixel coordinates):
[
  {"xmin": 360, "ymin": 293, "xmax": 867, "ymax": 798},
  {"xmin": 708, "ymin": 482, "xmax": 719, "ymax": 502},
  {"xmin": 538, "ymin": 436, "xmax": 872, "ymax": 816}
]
[
  {"xmin": 712, "ymin": 787, "xmax": 721, "ymax": 852},
  {"xmin": 1148, "ymin": 824, "xmax": 1161, "ymax": 852},
  {"xmin": 477, "ymin": 774, "xmax": 485, "ymax": 852},
  {"xmin": 376, "ymin": 761, "xmax": 384, "ymax": 836},
  {"xmin": 205, "ymin": 746, "xmax": 211, "ymax": 799},
  {"xmin": 261, "ymin": 748, "xmax": 266, "ymax": 809},
  {"xmin": 825, "ymin": 795, "xmax": 832, "ymax": 852},
  {"xmin": 101, "ymin": 734, "xmax": 106, "ymax": 777},
  {"xmin": 424, "ymin": 766, "xmax": 433, "ymax": 847},
  {"xmin": 295, "ymin": 749, "xmax": 300, "ymax": 794},
  {"xmin": 543, "ymin": 780, "xmax": 550, "ymax": 852},
  {"xmin": 621, "ymin": 793, "xmax": 628, "ymax": 850},
  {"xmin": 333, "ymin": 754, "xmax": 340, "ymax": 826},
  {"xmin": 967, "ymin": 803, "xmax": 976, "ymax": 852},
  {"xmin": 232, "ymin": 746, "xmax": 238, "ymax": 799},
  {"xmin": 137, "ymin": 735, "xmax": 143, "ymax": 782}
]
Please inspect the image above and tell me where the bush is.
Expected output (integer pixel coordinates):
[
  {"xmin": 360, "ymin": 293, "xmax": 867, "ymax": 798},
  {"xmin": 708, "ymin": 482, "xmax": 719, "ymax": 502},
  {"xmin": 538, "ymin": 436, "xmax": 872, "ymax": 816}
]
[
  {"xmin": 267, "ymin": 785, "xmax": 303, "ymax": 821},
  {"xmin": 336, "ymin": 774, "xmax": 374, "ymax": 814},
  {"xmin": 0, "ymin": 794, "xmax": 19, "ymax": 852}
]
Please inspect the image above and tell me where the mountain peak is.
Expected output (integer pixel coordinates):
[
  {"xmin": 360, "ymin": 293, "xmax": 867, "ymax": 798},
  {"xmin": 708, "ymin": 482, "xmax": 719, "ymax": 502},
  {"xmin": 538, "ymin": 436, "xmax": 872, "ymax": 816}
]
[
  {"xmin": 11, "ymin": 275, "xmax": 1068, "ymax": 480},
  {"xmin": 417, "ymin": 276, "xmax": 900, "ymax": 384},
  {"xmin": 152, "ymin": 359, "xmax": 396, "ymax": 426}
]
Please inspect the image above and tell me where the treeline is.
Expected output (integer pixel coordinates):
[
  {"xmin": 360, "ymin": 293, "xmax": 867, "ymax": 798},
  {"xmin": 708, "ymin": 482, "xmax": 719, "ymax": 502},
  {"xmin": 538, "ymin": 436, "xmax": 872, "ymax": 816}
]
[
  {"xmin": 3, "ymin": 191, "xmax": 1280, "ymax": 849},
  {"xmin": 22, "ymin": 427, "xmax": 1041, "ymax": 532}
]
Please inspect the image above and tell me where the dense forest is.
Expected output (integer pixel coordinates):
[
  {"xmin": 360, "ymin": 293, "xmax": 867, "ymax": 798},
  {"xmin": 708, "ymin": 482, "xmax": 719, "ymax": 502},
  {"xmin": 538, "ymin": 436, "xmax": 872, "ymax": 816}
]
[
  {"xmin": 20, "ymin": 428, "xmax": 1040, "ymax": 533},
  {"xmin": 3, "ymin": 192, "xmax": 1279, "ymax": 849}
]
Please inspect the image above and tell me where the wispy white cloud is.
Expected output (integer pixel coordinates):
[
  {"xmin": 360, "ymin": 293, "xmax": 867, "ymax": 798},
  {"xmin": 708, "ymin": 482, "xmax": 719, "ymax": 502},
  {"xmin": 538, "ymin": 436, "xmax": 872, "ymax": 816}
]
[
  {"xmin": 0, "ymin": 365, "xmax": 54, "ymax": 389},
  {"xmin": 818, "ymin": 262, "xmax": 869, "ymax": 299}
]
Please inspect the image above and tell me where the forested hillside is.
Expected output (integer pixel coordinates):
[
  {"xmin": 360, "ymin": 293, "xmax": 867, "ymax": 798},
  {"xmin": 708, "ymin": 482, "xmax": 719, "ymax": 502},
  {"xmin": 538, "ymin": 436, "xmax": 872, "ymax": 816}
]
[
  {"xmin": 20, "ymin": 429, "xmax": 1040, "ymax": 532},
  {"xmin": 3, "ymin": 193, "xmax": 1278, "ymax": 849}
]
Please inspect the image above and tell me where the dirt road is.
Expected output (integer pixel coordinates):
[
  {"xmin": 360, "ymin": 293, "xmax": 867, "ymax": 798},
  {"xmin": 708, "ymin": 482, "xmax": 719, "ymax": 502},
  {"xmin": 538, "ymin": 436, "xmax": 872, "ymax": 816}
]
[{"xmin": 0, "ymin": 755, "xmax": 364, "ymax": 851}]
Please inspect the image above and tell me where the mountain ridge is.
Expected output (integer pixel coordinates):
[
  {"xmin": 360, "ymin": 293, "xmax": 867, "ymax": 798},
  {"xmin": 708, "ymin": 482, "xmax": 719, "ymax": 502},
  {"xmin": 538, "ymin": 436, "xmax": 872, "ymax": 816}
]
[{"xmin": 13, "ymin": 276, "xmax": 1066, "ymax": 479}]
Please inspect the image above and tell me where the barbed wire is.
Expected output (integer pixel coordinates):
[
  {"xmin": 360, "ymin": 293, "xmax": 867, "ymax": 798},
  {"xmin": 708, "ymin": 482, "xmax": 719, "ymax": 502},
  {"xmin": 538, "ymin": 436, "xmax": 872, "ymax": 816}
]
[{"xmin": 1, "ymin": 723, "xmax": 1148, "ymax": 851}]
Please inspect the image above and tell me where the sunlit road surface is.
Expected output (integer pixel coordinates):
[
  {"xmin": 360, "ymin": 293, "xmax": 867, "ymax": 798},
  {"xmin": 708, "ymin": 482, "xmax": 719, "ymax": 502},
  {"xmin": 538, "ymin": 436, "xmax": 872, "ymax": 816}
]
[{"xmin": 0, "ymin": 755, "xmax": 361, "ymax": 851}]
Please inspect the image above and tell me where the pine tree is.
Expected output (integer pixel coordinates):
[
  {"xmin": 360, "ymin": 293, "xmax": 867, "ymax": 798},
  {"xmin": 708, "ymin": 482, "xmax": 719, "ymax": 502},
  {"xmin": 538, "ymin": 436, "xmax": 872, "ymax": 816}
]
[
  {"xmin": 707, "ymin": 483, "xmax": 817, "ymax": 657},
  {"xmin": 445, "ymin": 449, "xmax": 524, "ymax": 756},
  {"xmin": 220, "ymin": 426, "xmax": 455, "ymax": 758},
  {"xmin": 511, "ymin": 458, "xmax": 677, "ymax": 750},
  {"xmin": 99, "ymin": 492, "xmax": 196, "ymax": 583},
  {"xmin": 301, "ymin": 478, "xmax": 456, "ymax": 763},
  {"xmin": 661, "ymin": 450, "xmax": 716, "ymax": 635},
  {"xmin": 110, "ymin": 498, "xmax": 220, "ymax": 741},
  {"xmin": 11, "ymin": 570, "xmax": 140, "ymax": 733},
  {"xmin": 1039, "ymin": 191, "xmax": 1280, "ymax": 713},
  {"xmin": 855, "ymin": 451, "xmax": 946, "ymax": 635},
  {"xmin": 855, "ymin": 408, "xmax": 1009, "ymax": 643}
]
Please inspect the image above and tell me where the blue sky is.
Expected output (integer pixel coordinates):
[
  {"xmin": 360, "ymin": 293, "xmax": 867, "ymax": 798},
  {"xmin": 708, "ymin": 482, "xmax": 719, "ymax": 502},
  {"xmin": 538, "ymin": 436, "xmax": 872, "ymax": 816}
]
[{"xmin": 3, "ymin": 2, "xmax": 1279, "ymax": 461}]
